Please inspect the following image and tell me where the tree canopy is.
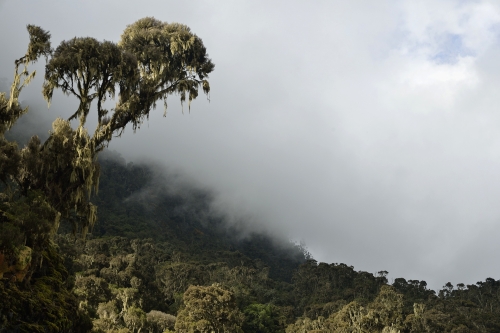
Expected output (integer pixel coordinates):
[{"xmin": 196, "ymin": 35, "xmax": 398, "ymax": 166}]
[
  {"xmin": 0, "ymin": 17, "xmax": 214, "ymax": 249},
  {"xmin": 0, "ymin": 17, "xmax": 213, "ymax": 332}
]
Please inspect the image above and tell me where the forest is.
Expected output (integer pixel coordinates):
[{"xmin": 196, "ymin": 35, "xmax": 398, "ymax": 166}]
[{"xmin": 1, "ymin": 18, "xmax": 500, "ymax": 333}]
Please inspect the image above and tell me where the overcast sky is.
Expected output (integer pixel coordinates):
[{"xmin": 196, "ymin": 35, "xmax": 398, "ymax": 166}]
[{"xmin": 2, "ymin": 0, "xmax": 500, "ymax": 291}]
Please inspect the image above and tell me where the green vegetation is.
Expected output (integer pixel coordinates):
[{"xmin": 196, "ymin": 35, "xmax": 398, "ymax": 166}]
[
  {"xmin": 2, "ymin": 17, "xmax": 500, "ymax": 333},
  {"xmin": 0, "ymin": 17, "xmax": 213, "ymax": 331},
  {"xmin": 50, "ymin": 156, "xmax": 500, "ymax": 332},
  {"xmin": 175, "ymin": 284, "xmax": 244, "ymax": 333}
]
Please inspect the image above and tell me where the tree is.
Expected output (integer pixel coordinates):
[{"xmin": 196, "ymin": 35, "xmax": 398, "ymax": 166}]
[
  {"xmin": 364, "ymin": 286, "xmax": 404, "ymax": 332},
  {"xmin": 0, "ymin": 16, "xmax": 213, "ymax": 255},
  {"xmin": 146, "ymin": 310, "xmax": 176, "ymax": 333},
  {"xmin": 243, "ymin": 303, "xmax": 285, "ymax": 333},
  {"xmin": 0, "ymin": 17, "xmax": 213, "ymax": 332},
  {"xmin": 175, "ymin": 284, "xmax": 244, "ymax": 333}
]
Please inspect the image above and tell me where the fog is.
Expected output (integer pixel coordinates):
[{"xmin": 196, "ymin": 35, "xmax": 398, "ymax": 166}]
[{"xmin": 2, "ymin": 0, "xmax": 500, "ymax": 291}]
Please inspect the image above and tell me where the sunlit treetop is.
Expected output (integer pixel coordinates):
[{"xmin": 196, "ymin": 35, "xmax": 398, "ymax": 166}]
[
  {"xmin": 0, "ymin": 17, "xmax": 214, "ymax": 237},
  {"xmin": 43, "ymin": 16, "xmax": 214, "ymax": 148},
  {"xmin": 119, "ymin": 17, "xmax": 214, "ymax": 109}
]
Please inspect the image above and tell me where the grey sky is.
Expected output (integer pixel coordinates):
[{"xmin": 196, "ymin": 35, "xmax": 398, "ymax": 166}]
[{"xmin": 2, "ymin": 0, "xmax": 500, "ymax": 291}]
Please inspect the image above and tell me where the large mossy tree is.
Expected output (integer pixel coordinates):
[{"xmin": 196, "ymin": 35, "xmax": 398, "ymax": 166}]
[{"xmin": 0, "ymin": 17, "xmax": 213, "ymax": 332}]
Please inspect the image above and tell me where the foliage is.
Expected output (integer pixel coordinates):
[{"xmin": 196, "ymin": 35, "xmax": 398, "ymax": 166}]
[
  {"xmin": 175, "ymin": 284, "xmax": 244, "ymax": 333},
  {"xmin": 0, "ymin": 17, "xmax": 213, "ymax": 332},
  {"xmin": 285, "ymin": 286, "xmax": 404, "ymax": 333},
  {"xmin": 0, "ymin": 189, "xmax": 59, "ymax": 277},
  {"xmin": 243, "ymin": 303, "xmax": 286, "ymax": 333},
  {"xmin": 54, "ymin": 231, "xmax": 293, "ymax": 332},
  {"xmin": 146, "ymin": 310, "xmax": 176, "ymax": 333},
  {"xmin": 0, "ymin": 243, "xmax": 91, "ymax": 333},
  {"xmin": 292, "ymin": 259, "xmax": 387, "ymax": 315}
]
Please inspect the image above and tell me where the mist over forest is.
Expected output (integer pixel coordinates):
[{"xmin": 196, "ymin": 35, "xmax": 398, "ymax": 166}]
[
  {"xmin": 4, "ymin": 87, "xmax": 500, "ymax": 332},
  {"xmin": 3, "ymin": 1, "xmax": 500, "ymax": 292},
  {"xmin": 3, "ymin": 1, "xmax": 500, "ymax": 332}
]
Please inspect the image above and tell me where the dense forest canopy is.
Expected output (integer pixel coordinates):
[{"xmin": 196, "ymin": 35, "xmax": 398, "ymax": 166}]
[{"xmin": 2, "ymin": 16, "xmax": 500, "ymax": 333}]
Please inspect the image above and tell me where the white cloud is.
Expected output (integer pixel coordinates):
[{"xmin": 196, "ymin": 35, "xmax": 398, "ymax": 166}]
[{"xmin": 395, "ymin": 1, "xmax": 500, "ymax": 62}]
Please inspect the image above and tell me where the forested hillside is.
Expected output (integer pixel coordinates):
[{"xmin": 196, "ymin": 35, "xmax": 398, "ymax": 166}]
[
  {"xmin": 45, "ymin": 156, "xmax": 500, "ymax": 332},
  {"xmin": 3, "ymin": 146, "xmax": 500, "ymax": 332},
  {"xmin": 89, "ymin": 152, "xmax": 308, "ymax": 283}
]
